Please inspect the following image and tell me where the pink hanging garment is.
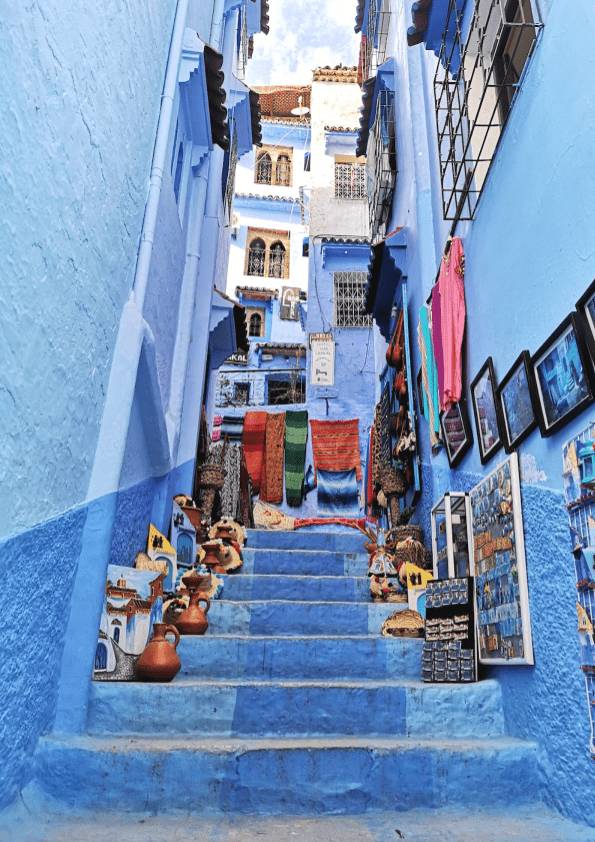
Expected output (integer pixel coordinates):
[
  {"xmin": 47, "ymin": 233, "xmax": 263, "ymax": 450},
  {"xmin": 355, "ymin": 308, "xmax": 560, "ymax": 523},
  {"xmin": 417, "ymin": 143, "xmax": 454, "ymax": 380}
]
[{"xmin": 439, "ymin": 237, "xmax": 466, "ymax": 410}]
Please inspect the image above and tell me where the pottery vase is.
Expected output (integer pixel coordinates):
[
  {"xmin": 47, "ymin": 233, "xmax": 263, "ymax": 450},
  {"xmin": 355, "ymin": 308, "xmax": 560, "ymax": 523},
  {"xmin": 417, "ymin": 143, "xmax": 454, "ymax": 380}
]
[
  {"xmin": 134, "ymin": 623, "xmax": 181, "ymax": 682},
  {"xmin": 175, "ymin": 575, "xmax": 210, "ymax": 635},
  {"xmin": 215, "ymin": 524, "xmax": 233, "ymax": 542},
  {"xmin": 202, "ymin": 540, "xmax": 227, "ymax": 574}
]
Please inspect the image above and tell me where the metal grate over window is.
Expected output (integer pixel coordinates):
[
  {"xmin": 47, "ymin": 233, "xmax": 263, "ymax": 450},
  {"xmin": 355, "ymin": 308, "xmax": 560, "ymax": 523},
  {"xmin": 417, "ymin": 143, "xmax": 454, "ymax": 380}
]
[
  {"xmin": 268, "ymin": 243, "xmax": 286, "ymax": 279},
  {"xmin": 276, "ymin": 155, "xmax": 292, "ymax": 186},
  {"xmin": 333, "ymin": 271, "xmax": 373, "ymax": 328},
  {"xmin": 267, "ymin": 377, "xmax": 306, "ymax": 405},
  {"xmin": 434, "ymin": 0, "xmax": 542, "ymax": 220},
  {"xmin": 247, "ymin": 240, "xmax": 266, "ymax": 276},
  {"xmin": 366, "ymin": 89, "xmax": 397, "ymax": 241},
  {"xmin": 224, "ymin": 130, "xmax": 238, "ymax": 222},
  {"xmin": 237, "ymin": 8, "xmax": 248, "ymax": 80},
  {"xmin": 361, "ymin": 0, "xmax": 391, "ymax": 82},
  {"xmin": 234, "ymin": 383, "xmax": 250, "ymax": 405},
  {"xmin": 335, "ymin": 163, "xmax": 366, "ymax": 199},
  {"xmin": 256, "ymin": 153, "xmax": 272, "ymax": 185}
]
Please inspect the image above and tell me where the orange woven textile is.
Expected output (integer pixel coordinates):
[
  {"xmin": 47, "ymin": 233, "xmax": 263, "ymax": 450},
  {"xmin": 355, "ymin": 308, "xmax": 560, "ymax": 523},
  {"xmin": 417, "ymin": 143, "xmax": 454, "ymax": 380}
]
[
  {"xmin": 242, "ymin": 411, "xmax": 267, "ymax": 495},
  {"xmin": 309, "ymin": 418, "xmax": 361, "ymax": 481},
  {"xmin": 260, "ymin": 412, "xmax": 286, "ymax": 504}
]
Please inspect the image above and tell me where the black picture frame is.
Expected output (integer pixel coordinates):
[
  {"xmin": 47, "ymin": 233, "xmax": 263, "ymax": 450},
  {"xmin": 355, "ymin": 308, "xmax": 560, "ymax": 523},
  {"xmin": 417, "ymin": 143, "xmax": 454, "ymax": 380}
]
[
  {"xmin": 416, "ymin": 369, "xmax": 425, "ymax": 419},
  {"xmin": 439, "ymin": 399, "xmax": 473, "ymax": 468},
  {"xmin": 496, "ymin": 351, "xmax": 539, "ymax": 453},
  {"xmin": 531, "ymin": 312, "xmax": 595, "ymax": 437},
  {"xmin": 576, "ymin": 278, "xmax": 595, "ymax": 363},
  {"xmin": 470, "ymin": 356, "xmax": 504, "ymax": 465}
]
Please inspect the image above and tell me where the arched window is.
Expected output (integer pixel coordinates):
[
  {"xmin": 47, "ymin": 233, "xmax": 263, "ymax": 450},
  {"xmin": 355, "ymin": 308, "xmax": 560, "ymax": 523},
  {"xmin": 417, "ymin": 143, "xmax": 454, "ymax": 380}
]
[
  {"xmin": 276, "ymin": 154, "xmax": 291, "ymax": 186},
  {"xmin": 269, "ymin": 242, "xmax": 286, "ymax": 279},
  {"xmin": 249, "ymin": 313, "xmax": 262, "ymax": 337},
  {"xmin": 247, "ymin": 238, "xmax": 266, "ymax": 275},
  {"xmin": 256, "ymin": 152, "xmax": 272, "ymax": 185}
]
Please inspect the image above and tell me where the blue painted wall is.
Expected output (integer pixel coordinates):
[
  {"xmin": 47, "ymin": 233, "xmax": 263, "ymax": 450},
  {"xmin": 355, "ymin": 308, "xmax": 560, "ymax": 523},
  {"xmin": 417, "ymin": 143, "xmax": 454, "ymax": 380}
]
[{"xmin": 381, "ymin": 0, "xmax": 595, "ymax": 824}]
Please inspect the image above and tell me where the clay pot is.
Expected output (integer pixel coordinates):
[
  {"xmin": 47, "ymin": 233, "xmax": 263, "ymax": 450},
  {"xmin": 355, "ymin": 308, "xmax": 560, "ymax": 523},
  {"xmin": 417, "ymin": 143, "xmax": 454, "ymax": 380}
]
[
  {"xmin": 202, "ymin": 540, "xmax": 227, "ymax": 574},
  {"xmin": 134, "ymin": 623, "xmax": 181, "ymax": 682},
  {"xmin": 215, "ymin": 524, "xmax": 233, "ymax": 542},
  {"xmin": 175, "ymin": 575, "xmax": 210, "ymax": 635}
]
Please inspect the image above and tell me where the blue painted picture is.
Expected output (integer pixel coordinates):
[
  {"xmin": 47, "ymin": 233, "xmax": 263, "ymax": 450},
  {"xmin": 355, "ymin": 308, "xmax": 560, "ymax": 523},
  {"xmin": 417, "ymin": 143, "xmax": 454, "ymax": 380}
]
[
  {"xmin": 532, "ymin": 314, "xmax": 594, "ymax": 437},
  {"xmin": 496, "ymin": 351, "xmax": 537, "ymax": 452},
  {"xmin": 470, "ymin": 357, "xmax": 504, "ymax": 464}
]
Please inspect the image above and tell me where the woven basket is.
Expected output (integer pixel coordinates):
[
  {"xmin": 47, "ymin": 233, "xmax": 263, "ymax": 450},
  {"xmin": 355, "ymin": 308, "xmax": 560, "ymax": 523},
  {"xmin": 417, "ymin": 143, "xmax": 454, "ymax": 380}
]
[
  {"xmin": 392, "ymin": 541, "xmax": 426, "ymax": 568},
  {"xmin": 380, "ymin": 465, "xmax": 407, "ymax": 497},
  {"xmin": 381, "ymin": 609, "xmax": 425, "ymax": 638},
  {"xmin": 390, "ymin": 524, "xmax": 423, "ymax": 544},
  {"xmin": 198, "ymin": 464, "xmax": 226, "ymax": 490}
]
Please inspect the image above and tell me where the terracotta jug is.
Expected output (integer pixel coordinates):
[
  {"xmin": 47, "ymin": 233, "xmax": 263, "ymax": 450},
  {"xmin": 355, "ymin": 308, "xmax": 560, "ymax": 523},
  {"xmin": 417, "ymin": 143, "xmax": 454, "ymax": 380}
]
[
  {"xmin": 215, "ymin": 524, "xmax": 233, "ymax": 542},
  {"xmin": 175, "ymin": 575, "xmax": 210, "ymax": 635},
  {"xmin": 134, "ymin": 623, "xmax": 181, "ymax": 682},
  {"xmin": 202, "ymin": 540, "xmax": 227, "ymax": 574}
]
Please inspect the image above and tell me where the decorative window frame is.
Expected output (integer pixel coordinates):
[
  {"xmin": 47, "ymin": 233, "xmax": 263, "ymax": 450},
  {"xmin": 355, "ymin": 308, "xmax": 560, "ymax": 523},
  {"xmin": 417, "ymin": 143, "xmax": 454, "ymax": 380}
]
[
  {"xmin": 244, "ymin": 227, "xmax": 291, "ymax": 280},
  {"xmin": 333, "ymin": 271, "xmax": 373, "ymax": 329},
  {"xmin": 359, "ymin": 0, "xmax": 392, "ymax": 83},
  {"xmin": 254, "ymin": 145, "xmax": 293, "ymax": 186},
  {"xmin": 334, "ymin": 155, "xmax": 367, "ymax": 199}
]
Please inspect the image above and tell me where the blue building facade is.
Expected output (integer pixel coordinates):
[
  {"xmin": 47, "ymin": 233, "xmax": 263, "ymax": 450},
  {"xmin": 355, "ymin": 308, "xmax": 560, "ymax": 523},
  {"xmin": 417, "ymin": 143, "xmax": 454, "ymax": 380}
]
[
  {"xmin": 356, "ymin": 0, "xmax": 595, "ymax": 826},
  {"xmin": 0, "ymin": 0, "xmax": 265, "ymax": 810}
]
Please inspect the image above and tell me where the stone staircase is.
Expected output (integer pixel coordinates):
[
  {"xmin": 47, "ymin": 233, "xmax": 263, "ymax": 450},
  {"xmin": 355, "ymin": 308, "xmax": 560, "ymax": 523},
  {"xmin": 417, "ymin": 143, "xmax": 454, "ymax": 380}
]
[{"xmin": 33, "ymin": 527, "xmax": 541, "ymax": 815}]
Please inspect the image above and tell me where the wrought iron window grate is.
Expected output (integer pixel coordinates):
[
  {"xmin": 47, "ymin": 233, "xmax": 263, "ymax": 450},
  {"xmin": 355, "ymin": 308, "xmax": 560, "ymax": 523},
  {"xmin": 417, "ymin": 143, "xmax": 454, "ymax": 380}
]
[
  {"xmin": 224, "ymin": 129, "xmax": 238, "ymax": 222},
  {"xmin": 247, "ymin": 242, "xmax": 266, "ymax": 276},
  {"xmin": 367, "ymin": 89, "xmax": 397, "ymax": 242},
  {"xmin": 234, "ymin": 382, "xmax": 250, "ymax": 405},
  {"xmin": 276, "ymin": 155, "xmax": 292, "ymax": 186},
  {"xmin": 433, "ymin": 0, "xmax": 542, "ymax": 220},
  {"xmin": 335, "ymin": 163, "xmax": 366, "ymax": 199},
  {"xmin": 237, "ymin": 8, "xmax": 248, "ymax": 80},
  {"xmin": 268, "ymin": 376, "xmax": 306, "ymax": 405},
  {"xmin": 334, "ymin": 271, "xmax": 373, "ymax": 328},
  {"xmin": 268, "ymin": 245, "xmax": 286, "ymax": 279},
  {"xmin": 256, "ymin": 153, "xmax": 272, "ymax": 184},
  {"xmin": 361, "ymin": 0, "xmax": 391, "ymax": 82}
]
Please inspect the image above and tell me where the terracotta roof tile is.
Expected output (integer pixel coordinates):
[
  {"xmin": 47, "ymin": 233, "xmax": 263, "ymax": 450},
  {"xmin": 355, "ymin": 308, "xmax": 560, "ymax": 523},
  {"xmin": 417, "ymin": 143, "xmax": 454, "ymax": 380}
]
[{"xmin": 312, "ymin": 65, "xmax": 358, "ymax": 83}]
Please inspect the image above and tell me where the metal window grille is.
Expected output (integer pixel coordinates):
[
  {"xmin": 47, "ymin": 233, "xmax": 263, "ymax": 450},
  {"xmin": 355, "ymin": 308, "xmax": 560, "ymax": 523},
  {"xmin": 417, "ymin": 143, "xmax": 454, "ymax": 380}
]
[
  {"xmin": 237, "ymin": 8, "xmax": 248, "ymax": 80},
  {"xmin": 333, "ymin": 271, "xmax": 373, "ymax": 328},
  {"xmin": 234, "ymin": 383, "xmax": 250, "ymax": 405},
  {"xmin": 256, "ymin": 153, "xmax": 272, "ymax": 184},
  {"xmin": 366, "ymin": 89, "xmax": 397, "ymax": 241},
  {"xmin": 267, "ymin": 377, "xmax": 306, "ymax": 405},
  {"xmin": 249, "ymin": 313, "xmax": 263, "ymax": 336},
  {"xmin": 434, "ymin": 0, "xmax": 542, "ymax": 220},
  {"xmin": 361, "ymin": 0, "xmax": 391, "ymax": 82},
  {"xmin": 334, "ymin": 163, "xmax": 366, "ymax": 199},
  {"xmin": 247, "ymin": 241, "xmax": 266, "ymax": 275},
  {"xmin": 224, "ymin": 130, "xmax": 238, "ymax": 222},
  {"xmin": 276, "ymin": 155, "xmax": 292, "ymax": 186},
  {"xmin": 268, "ymin": 244, "xmax": 286, "ymax": 279}
]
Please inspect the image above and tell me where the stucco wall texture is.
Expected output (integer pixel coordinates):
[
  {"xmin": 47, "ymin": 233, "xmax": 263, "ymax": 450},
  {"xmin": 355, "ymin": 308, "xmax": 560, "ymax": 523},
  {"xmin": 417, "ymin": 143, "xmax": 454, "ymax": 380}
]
[{"xmin": 0, "ymin": 0, "xmax": 176, "ymax": 541}]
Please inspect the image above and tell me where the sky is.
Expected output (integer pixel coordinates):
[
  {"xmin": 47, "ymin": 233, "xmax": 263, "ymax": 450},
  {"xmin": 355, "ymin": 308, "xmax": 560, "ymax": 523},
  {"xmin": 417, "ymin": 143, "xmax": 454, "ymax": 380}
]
[{"xmin": 245, "ymin": 0, "xmax": 361, "ymax": 87}]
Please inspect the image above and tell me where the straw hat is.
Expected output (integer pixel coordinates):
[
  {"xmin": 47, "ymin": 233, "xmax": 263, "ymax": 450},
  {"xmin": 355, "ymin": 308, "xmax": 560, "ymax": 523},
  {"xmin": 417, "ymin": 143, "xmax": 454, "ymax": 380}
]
[
  {"xmin": 381, "ymin": 609, "xmax": 425, "ymax": 637},
  {"xmin": 134, "ymin": 551, "xmax": 168, "ymax": 576},
  {"xmin": 209, "ymin": 518, "xmax": 247, "ymax": 547}
]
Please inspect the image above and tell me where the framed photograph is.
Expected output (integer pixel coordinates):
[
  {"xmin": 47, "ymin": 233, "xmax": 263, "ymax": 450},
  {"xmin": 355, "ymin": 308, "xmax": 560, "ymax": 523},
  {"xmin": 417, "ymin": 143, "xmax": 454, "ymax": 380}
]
[
  {"xmin": 470, "ymin": 357, "xmax": 504, "ymax": 464},
  {"xmin": 496, "ymin": 351, "xmax": 539, "ymax": 452},
  {"xmin": 439, "ymin": 400, "xmax": 473, "ymax": 468},
  {"xmin": 470, "ymin": 452, "xmax": 533, "ymax": 666},
  {"xmin": 576, "ymin": 277, "xmax": 595, "ymax": 362},
  {"xmin": 531, "ymin": 313, "xmax": 595, "ymax": 437}
]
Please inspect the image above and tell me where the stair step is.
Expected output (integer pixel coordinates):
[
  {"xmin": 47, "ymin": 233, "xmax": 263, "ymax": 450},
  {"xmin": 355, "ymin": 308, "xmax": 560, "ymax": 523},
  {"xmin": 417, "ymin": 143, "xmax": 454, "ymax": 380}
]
[
  {"xmin": 35, "ymin": 733, "xmax": 540, "ymax": 814},
  {"xmin": 87, "ymin": 677, "xmax": 505, "ymax": 739},
  {"xmin": 203, "ymin": 600, "xmax": 408, "ymax": 636},
  {"xmin": 221, "ymin": 573, "xmax": 370, "ymax": 602},
  {"xmin": 246, "ymin": 528, "xmax": 367, "ymax": 553},
  {"xmin": 176, "ymin": 634, "xmax": 423, "ymax": 680},
  {"xmin": 241, "ymin": 548, "xmax": 369, "ymax": 576}
]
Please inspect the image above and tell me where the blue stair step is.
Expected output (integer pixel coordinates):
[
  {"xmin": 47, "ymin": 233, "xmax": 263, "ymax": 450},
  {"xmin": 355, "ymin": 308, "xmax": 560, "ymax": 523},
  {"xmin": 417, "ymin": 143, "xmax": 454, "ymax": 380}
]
[
  {"xmin": 241, "ymin": 548, "xmax": 369, "ymax": 576},
  {"xmin": 221, "ymin": 573, "xmax": 370, "ymax": 602},
  {"xmin": 34, "ymin": 733, "xmax": 540, "ymax": 815},
  {"xmin": 204, "ymin": 600, "xmax": 407, "ymax": 636},
  {"xmin": 86, "ymin": 677, "xmax": 506, "ymax": 739},
  {"xmin": 246, "ymin": 528, "xmax": 368, "ymax": 553},
  {"xmin": 176, "ymin": 634, "xmax": 423, "ymax": 680}
]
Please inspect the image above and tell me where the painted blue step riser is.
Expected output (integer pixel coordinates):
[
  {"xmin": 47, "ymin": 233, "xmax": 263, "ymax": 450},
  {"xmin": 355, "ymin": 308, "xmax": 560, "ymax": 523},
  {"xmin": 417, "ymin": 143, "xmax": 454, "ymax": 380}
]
[
  {"xmin": 177, "ymin": 636, "xmax": 423, "ymax": 680},
  {"xmin": 246, "ymin": 529, "xmax": 369, "ymax": 553},
  {"xmin": 203, "ymin": 601, "xmax": 407, "ymax": 637},
  {"xmin": 87, "ymin": 680, "xmax": 506, "ymax": 739},
  {"xmin": 221, "ymin": 575, "xmax": 370, "ymax": 603},
  {"xmin": 241, "ymin": 549, "xmax": 369, "ymax": 577},
  {"xmin": 35, "ymin": 740, "xmax": 539, "ymax": 815}
]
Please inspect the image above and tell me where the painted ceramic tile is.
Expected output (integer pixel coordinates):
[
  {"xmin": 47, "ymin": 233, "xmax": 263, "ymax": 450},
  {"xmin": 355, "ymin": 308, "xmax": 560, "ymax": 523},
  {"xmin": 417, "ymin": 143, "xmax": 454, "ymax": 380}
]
[
  {"xmin": 470, "ymin": 452, "xmax": 534, "ymax": 665},
  {"xmin": 93, "ymin": 565, "xmax": 164, "ymax": 681},
  {"xmin": 170, "ymin": 500, "xmax": 197, "ymax": 570},
  {"xmin": 147, "ymin": 524, "xmax": 178, "ymax": 592}
]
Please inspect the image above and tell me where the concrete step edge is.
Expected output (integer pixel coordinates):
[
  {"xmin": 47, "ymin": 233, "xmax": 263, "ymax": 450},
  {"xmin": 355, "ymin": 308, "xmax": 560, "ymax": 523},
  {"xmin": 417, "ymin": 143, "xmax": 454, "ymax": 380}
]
[{"xmin": 90, "ymin": 677, "xmax": 497, "ymax": 690}]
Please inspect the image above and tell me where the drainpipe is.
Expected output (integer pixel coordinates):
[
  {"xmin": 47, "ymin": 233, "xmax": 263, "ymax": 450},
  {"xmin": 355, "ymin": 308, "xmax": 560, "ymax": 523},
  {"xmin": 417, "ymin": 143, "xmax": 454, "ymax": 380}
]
[{"xmin": 53, "ymin": 0, "xmax": 189, "ymax": 735}]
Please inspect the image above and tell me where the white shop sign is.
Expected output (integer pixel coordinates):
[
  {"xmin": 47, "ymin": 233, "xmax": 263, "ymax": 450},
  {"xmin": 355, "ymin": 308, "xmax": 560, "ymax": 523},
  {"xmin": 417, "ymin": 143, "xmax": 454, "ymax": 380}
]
[{"xmin": 310, "ymin": 339, "xmax": 335, "ymax": 386}]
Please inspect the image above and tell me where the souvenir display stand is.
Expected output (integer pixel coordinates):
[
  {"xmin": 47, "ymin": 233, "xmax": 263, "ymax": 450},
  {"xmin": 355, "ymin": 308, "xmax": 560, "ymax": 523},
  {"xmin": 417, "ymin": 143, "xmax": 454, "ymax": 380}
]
[
  {"xmin": 423, "ymin": 578, "xmax": 477, "ymax": 682},
  {"xmin": 431, "ymin": 492, "xmax": 473, "ymax": 579}
]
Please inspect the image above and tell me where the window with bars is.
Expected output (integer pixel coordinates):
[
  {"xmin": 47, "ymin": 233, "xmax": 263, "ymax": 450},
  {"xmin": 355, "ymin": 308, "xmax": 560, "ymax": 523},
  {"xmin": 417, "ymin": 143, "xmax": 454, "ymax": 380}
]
[
  {"xmin": 223, "ymin": 131, "xmax": 238, "ymax": 222},
  {"xmin": 267, "ymin": 376, "xmax": 306, "ymax": 405},
  {"xmin": 276, "ymin": 155, "xmax": 292, "ymax": 186},
  {"xmin": 237, "ymin": 8, "xmax": 248, "ymax": 80},
  {"xmin": 254, "ymin": 146, "xmax": 293, "ymax": 186},
  {"xmin": 335, "ymin": 162, "xmax": 366, "ymax": 199},
  {"xmin": 366, "ymin": 89, "xmax": 397, "ymax": 241},
  {"xmin": 234, "ymin": 383, "xmax": 250, "ymax": 405},
  {"xmin": 360, "ymin": 0, "xmax": 391, "ymax": 82},
  {"xmin": 249, "ymin": 313, "xmax": 263, "ymax": 337},
  {"xmin": 247, "ymin": 239, "xmax": 266, "ymax": 276},
  {"xmin": 256, "ymin": 152, "xmax": 272, "ymax": 184},
  {"xmin": 333, "ymin": 271, "xmax": 373, "ymax": 328},
  {"xmin": 268, "ymin": 242, "xmax": 286, "ymax": 278},
  {"xmin": 434, "ymin": 0, "xmax": 542, "ymax": 220}
]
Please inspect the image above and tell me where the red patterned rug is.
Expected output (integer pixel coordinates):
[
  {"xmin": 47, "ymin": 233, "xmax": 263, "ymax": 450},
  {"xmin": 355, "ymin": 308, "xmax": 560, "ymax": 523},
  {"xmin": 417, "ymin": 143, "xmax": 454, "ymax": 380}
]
[
  {"xmin": 260, "ymin": 412, "xmax": 286, "ymax": 504},
  {"xmin": 242, "ymin": 411, "xmax": 267, "ymax": 496},
  {"xmin": 310, "ymin": 418, "xmax": 362, "ymax": 481}
]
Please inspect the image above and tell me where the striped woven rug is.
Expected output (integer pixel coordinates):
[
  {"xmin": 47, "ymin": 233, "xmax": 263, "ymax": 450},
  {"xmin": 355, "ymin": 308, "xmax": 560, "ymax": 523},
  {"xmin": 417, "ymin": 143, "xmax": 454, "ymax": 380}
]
[
  {"xmin": 242, "ymin": 411, "xmax": 267, "ymax": 496},
  {"xmin": 309, "ymin": 418, "xmax": 361, "ymax": 481},
  {"xmin": 284, "ymin": 410, "xmax": 308, "ymax": 507}
]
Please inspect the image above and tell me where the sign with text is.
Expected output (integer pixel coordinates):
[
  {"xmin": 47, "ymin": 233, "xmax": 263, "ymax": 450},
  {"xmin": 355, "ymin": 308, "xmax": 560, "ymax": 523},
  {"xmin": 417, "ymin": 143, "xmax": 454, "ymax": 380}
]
[
  {"xmin": 310, "ymin": 338, "xmax": 335, "ymax": 386},
  {"xmin": 280, "ymin": 286, "xmax": 300, "ymax": 320},
  {"xmin": 225, "ymin": 351, "xmax": 249, "ymax": 366}
]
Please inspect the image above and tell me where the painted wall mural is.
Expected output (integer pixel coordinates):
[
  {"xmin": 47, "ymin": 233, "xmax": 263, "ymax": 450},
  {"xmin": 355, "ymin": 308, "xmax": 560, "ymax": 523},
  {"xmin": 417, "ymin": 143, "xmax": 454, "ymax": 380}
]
[
  {"xmin": 470, "ymin": 452, "xmax": 534, "ymax": 665},
  {"xmin": 563, "ymin": 421, "xmax": 595, "ymax": 758}
]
